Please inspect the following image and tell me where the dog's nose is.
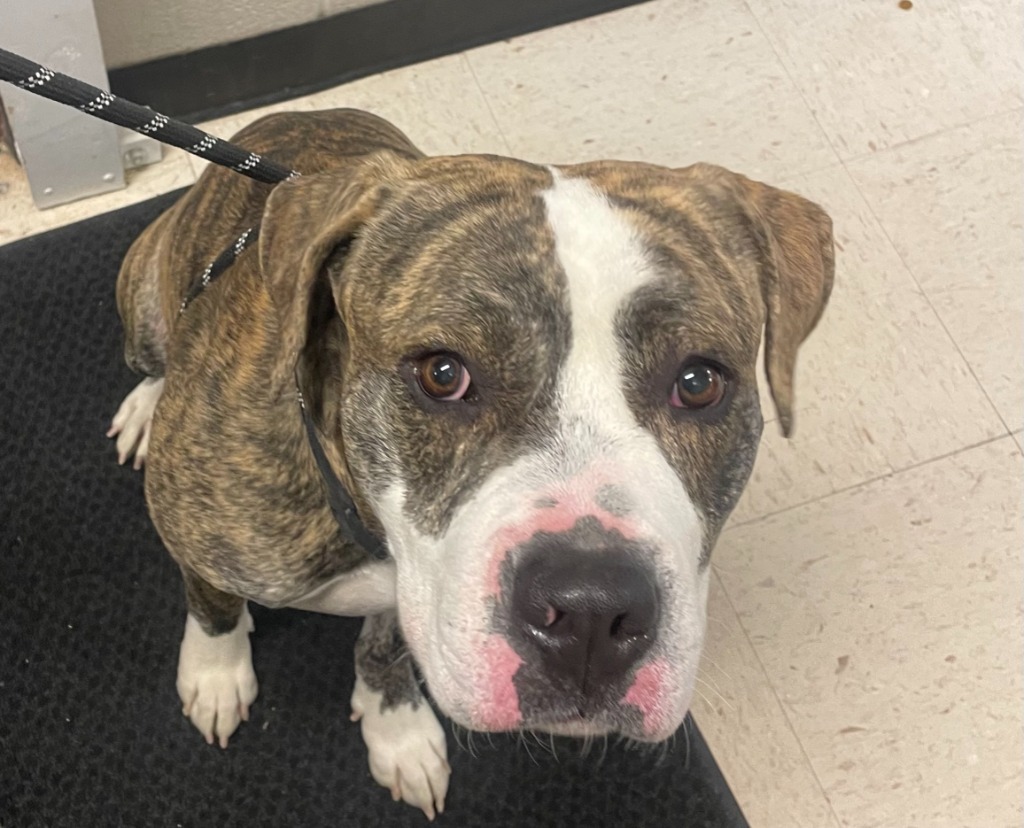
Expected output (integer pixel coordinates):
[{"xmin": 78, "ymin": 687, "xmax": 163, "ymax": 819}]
[{"xmin": 511, "ymin": 548, "xmax": 659, "ymax": 692}]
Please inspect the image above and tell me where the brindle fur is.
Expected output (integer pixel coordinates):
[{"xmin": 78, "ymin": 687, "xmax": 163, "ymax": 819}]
[
  {"xmin": 118, "ymin": 111, "xmax": 425, "ymax": 636},
  {"xmin": 182, "ymin": 567, "xmax": 245, "ymax": 635},
  {"xmin": 354, "ymin": 612, "xmax": 422, "ymax": 709}
]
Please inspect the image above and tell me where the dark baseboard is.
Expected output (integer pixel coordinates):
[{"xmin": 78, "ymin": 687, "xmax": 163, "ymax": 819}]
[{"xmin": 108, "ymin": 0, "xmax": 653, "ymax": 124}]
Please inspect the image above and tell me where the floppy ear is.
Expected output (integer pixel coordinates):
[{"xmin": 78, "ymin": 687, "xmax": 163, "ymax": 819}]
[
  {"xmin": 258, "ymin": 152, "xmax": 413, "ymax": 393},
  {"xmin": 691, "ymin": 164, "xmax": 835, "ymax": 437}
]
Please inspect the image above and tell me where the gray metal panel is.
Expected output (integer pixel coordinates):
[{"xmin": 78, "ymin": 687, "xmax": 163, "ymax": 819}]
[{"xmin": 2, "ymin": 0, "xmax": 126, "ymax": 208}]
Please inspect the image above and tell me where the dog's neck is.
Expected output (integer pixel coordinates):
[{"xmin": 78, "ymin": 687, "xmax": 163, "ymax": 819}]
[{"xmin": 295, "ymin": 315, "xmax": 387, "ymax": 552}]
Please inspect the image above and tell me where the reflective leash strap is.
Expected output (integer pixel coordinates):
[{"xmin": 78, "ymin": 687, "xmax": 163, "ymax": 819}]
[
  {"xmin": 0, "ymin": 46, "xmax": 389, "ymax": 560},
  {"xmin": 0, "ymin": 47, "xmax": 299, "ymax": 185},
  {"xmin": 178, "ymin": 227, "xmax": 261, "ymax": 314},
  {"xmin": 0, "ymin": 47, "xmax": 292, "ymax": 274},
  {"xmin": 0, "ymin": 46, "xmax": 293, "ymax": 310}
]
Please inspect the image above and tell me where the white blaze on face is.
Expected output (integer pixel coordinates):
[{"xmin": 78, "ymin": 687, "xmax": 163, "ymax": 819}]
[
  {"xmin": 541, "ymin": 169, "xmax": 706, "ymax": 579},
  {"xmin": 542, "ymin": 169, "xmax": 656, "ymax": 444},
  {"xmin": 375, "ymin": 170, "xmax": 711, "ymax": 739}
]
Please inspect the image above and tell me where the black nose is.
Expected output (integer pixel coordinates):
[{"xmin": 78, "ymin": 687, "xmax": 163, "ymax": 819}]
[{"xmin": 511, "ymin": 549, "xmax": 659, "ymax": 694}]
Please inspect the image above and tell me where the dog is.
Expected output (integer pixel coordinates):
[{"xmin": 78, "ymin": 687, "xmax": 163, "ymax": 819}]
[{"xmin": 107, "ymin": 108, "xmax": 833, "ymax": 819}]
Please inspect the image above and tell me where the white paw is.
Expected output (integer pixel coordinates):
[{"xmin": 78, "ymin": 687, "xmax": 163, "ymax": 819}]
[
  {"xmin": 107, "ymin": 376, "xmax": 165, "ymax": 469},
  {"xmin": 351, "ymin": 676, "xmax": 450, "ymax": 821},
  {"xmin": 176, "ymin": 607, "xmax": 258, "ymax": 749}
]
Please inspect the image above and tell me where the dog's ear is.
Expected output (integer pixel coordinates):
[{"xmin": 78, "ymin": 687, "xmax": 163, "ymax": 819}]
[
  {"xmin": 687, "ymin": 164, "xmax": 835, "ymax": 437},
  {"xmin": 258, "ymin": 152, "xmax": 414, "ymax": 393}
]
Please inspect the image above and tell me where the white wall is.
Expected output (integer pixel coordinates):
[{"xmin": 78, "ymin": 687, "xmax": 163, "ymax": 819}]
[{"xmin": 94, "ymin": 0, "xmax": 389, "ymax": 68}]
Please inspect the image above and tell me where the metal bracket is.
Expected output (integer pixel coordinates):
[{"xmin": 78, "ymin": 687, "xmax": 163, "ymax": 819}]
[{"xmin": 1, "ymin": 0, "xmax": 132, "ymax": 209}]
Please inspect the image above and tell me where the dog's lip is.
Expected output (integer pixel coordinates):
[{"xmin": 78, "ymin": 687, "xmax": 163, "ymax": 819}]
[
  {"xmin": 527, "ymin": 718, "xmax": 610, "ymax": 738},
  {"xmin": 516, "ymin": 705, "xmax": 617, "ymax": 738}
]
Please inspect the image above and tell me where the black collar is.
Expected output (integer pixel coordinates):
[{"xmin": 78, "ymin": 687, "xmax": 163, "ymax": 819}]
[
  {"xmin": 296, "ymin": 383, "xmax": 389, "ymax": 560},
  {"xmin": 179, "ymin": 223, "xmax": 389, "ymax": 560}
]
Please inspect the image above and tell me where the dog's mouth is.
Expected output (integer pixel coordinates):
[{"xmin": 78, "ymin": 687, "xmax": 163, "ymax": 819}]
[
  {"xmin": 530, "ymin": 717, "xmax": 611, "ymax": 739},
  {"xmin": 519, "ymin": 696, "xmax": 613, "ymax": 731},
  {"xmin": 512, "ymin": 694, "xmax": 681, "ymax": 743},
  {"xmin": 504, "ymin": 700, "xmax": 673, "ymax": 743},
  {"xmin": 408, "ymin": 619, "xmax": 688, "ymax": 742},
  {"xmin": 462, "ymin": 679, "xmax": 667, "ymax": 741},
  {"xmin": 466, "ymin": 700, "xmax": 619, "ymax": 739}
]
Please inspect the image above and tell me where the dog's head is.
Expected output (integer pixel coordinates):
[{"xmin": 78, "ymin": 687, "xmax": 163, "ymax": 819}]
[{"xmin": 259, "ymin": 152, "xmax": 833, "ymax": 741}]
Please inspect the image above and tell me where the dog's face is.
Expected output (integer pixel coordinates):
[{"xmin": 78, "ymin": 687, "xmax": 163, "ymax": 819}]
[{"xmin": 260, "ymin": 155, "xmax": 833, "ymax": 741}]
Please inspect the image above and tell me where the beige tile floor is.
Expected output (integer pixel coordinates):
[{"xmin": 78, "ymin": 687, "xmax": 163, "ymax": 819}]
[{"xmin": 1, "ymin": 0, "xmax": 1021, "ymax": 824}]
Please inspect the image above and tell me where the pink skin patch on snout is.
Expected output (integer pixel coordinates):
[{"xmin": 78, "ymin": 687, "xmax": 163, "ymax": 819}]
[
  {"xmin": 475, "ymin": 635, "xmax": 524, "ymax": 730},
  {"xmin": 485, "ymin": 487, "xmax": 644, "ymax": 599},
  {"xmin": 622, "ymin": 658, "xmax": 669, "ymax": 738}
]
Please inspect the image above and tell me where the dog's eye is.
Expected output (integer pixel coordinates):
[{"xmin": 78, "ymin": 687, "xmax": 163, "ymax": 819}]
[
  {"xmin": 417, "ymin": 353, "xmax": 471, "ymax": 401},
  {"xmin": 670, "ymin": 361, "xmax": 726, "ymax": 409}
]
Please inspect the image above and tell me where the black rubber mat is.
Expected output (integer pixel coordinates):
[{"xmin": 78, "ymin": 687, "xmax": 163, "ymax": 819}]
[{"xmin": 0, "ymin": 191, "xmax": 749, "ymax": 828}]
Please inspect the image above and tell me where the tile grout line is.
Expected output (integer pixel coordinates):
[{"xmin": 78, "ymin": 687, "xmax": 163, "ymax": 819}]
[
  {"xmin": 706, "ymin": 566, "xmax": 844, "ymax": 828},
  {"xmin": 837, "ymin": 103, "xmax": 1024, "ymax": 166},
  {"xmin": 738, "ymin": 0, "xmax": 846, "ymax": 174},
  {"xmin": 839, "ymin": 144, "xmax": 1015, "ymax": 438},
  {"xmin": 459, "ymin": 52, "xmax": 516, "ymax": 157},
  {"xmin": 717, "ymin": 48, "xmax": 1016, "ymax": 523},
  {"xmin": 737, "ymin": 2, "xmax": 1024, "ymax": 165},
  {"xmin": 727, "ymin": 430, "xmax": 1016, "ymax": 532}
]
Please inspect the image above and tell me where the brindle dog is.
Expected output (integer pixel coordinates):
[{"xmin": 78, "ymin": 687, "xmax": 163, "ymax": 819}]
[{"xmin": 108, "ymin": 108, "xmax": 833, "ymax": 819}]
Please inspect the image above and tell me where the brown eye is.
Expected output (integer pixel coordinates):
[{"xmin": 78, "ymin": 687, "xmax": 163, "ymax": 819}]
[
  {"xmin": 670, "ymin": 361, "xmax": 726, "ymax": 409},
  {"xmin": 417, "ymin": 353, "xmax": 471, "ymax": 401}
]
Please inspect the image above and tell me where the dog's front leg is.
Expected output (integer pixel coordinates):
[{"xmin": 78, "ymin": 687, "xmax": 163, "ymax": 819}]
[
  {"xmin": 176, "ymin": 568, "xmax": 259, "ymax": 749},
  {"xmin": 350, "ymin": 611, "xmax": 450, "ymax": 820}
]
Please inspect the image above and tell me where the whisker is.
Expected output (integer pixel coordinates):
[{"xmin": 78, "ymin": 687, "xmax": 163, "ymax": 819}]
[
  {"xmin": 659, "ymin": 734, "xmax": 673, "ymax": 764},
  {"xmin": 695, "ymin": 676, "xmax": 734, "ymax": 712},
  {"xmin": 681, "ymin": 716, "xmax": 692, "ymax": 769},
  {"xmin": 692, "ymin": 687, "xmax": 717, "ymax": 715},
  {"xmin": 519, "ymin": 731, "xmax": 539, "ymax": 765},
  {"xmin": 704, "ymin": 614, "xmax": 734, "ymax": 633},
  {"xmin": 698, "ymin": 654, "xmax": 733, "ymax": 681},
  {"xmin": 530, "ymin": 730, "xmax": 555, "ymax": 758}
]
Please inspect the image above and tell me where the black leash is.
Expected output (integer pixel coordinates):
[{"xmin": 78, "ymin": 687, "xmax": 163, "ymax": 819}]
[
  {"xmin": 0, "ymin": 48, "xmax": 297, "ymax": 184},
  {"xmin": 0, "ymin": 46, "xmax": 388, "ymax": 561}
]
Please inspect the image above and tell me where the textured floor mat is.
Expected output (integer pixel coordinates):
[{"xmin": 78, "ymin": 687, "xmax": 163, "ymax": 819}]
[{"xmin": 0, "ymin": 191, "xmax": 749, "ymax": 828}]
